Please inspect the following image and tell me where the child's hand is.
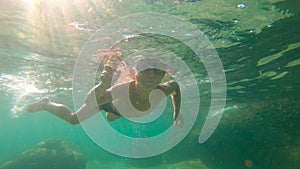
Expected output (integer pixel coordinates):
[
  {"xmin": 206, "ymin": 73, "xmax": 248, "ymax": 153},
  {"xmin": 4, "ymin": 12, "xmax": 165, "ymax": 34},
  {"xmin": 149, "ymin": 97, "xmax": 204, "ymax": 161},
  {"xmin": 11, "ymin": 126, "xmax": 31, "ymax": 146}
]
[
  {"xmin": 100, "ymin": 64, "xmax": 118, "ymax": 84},
  {"xmin": 173, "ymin": 114, "xmax": 184, "ymax": 127}
]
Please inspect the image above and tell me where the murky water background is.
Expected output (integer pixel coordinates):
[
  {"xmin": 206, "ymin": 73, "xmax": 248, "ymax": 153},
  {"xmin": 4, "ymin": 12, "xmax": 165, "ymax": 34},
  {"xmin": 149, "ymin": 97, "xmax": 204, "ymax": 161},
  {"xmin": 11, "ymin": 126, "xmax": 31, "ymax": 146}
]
[{"xmin": 0, "ymin": 0, "xmax": 299, "ymax": 168}]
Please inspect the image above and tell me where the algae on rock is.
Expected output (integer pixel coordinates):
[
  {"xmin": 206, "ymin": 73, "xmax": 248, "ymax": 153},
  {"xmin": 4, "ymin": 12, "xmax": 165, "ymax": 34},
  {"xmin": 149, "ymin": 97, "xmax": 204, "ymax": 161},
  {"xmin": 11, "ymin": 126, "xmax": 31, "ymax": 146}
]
[{"xmin": 0, "ymin": 138, "xmax": 87, "ymax": 169}]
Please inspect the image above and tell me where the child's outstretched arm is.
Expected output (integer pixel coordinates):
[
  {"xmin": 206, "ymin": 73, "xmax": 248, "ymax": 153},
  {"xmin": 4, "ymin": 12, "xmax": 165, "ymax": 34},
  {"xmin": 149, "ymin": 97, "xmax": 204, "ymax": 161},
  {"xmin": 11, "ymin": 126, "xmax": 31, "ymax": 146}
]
[
  {"xmin": 158, "ymin": 80, "xmax": 183, "ymax": 127},
  {"xmin": 85, "ymin": 64, "xmax": 119, "ymax": 105}
]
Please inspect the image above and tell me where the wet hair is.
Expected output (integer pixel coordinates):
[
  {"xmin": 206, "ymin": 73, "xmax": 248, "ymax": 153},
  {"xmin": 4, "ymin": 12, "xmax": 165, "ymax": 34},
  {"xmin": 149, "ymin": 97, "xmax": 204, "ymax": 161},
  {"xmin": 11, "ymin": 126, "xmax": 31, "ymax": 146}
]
[
  {"xmin": 134, "ymin": 57, "xmax": 167, "ymax": 73},
  {"xmin": 101, "ymin": 52, "xmax": 168, "ymax": 84}
]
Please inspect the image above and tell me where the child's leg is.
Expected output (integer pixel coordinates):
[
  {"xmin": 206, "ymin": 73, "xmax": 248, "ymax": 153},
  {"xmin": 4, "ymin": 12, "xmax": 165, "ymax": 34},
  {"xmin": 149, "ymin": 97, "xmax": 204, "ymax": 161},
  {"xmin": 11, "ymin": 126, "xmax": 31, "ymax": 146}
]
[
  {"xmin": 26, "ymin": 65, "xmax": 116, "ymax": 125},
  {"xmin": 26, "ymin": 98, "xmax": 77, "ymax": 124},
  {"xmin": 26, "ymin": 98, "xmax": 100, "ymax": 125}
]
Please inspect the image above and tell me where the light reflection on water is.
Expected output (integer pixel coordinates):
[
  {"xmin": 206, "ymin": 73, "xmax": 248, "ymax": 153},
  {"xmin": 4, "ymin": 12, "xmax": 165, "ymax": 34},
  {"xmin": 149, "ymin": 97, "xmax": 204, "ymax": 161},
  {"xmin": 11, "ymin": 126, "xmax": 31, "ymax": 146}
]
[
  {"xmin": 0, "ymin": 49, "xmax": 74, "ymax": 118},
  {"xmin": 1, "ymin": 72, "xmax": 51, "ymax": 118}
]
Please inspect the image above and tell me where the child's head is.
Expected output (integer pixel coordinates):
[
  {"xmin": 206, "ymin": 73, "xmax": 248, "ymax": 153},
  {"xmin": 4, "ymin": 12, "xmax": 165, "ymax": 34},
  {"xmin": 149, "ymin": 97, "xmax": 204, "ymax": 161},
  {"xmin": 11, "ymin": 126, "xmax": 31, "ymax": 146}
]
[
  {"xmin": 133, "ymin": 55, "xmax": 167, "ymax": 73},
  {"xmin": 133, "ymin": 57, "xmax": 167, "ymax": 88},
  {"xmin": 105, "ymin": 51, "xmax": 170, "ymax": 86}
]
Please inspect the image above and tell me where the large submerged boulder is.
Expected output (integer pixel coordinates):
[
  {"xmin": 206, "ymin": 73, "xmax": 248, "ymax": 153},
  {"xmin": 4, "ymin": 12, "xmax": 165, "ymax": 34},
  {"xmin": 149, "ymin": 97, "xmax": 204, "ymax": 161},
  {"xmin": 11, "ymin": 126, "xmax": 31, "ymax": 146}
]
[
  {"xmin": 184, "ymin": 96, "xmax": 300, "ymax": 169},
  {"xmin": 0, "ymin": 138, "xmax": 87, "ymax": 169}
]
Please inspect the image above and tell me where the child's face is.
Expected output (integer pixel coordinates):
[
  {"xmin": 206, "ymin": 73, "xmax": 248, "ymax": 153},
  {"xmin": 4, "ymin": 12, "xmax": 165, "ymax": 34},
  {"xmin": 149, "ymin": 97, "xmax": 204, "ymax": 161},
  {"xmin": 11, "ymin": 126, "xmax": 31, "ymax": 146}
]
[{"xmin": 136, "ymin": 68, "xmax": 165, "ymax": 88}]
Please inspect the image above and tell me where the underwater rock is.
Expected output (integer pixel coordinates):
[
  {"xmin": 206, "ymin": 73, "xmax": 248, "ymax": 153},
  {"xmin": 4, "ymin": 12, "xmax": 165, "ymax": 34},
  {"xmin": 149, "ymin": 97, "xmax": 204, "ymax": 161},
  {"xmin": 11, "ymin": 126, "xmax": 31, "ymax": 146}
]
[
  {"xmin": 168, "ymin": 159, "xmax": 209, "ymax": 169},
  {"xmin": 146, "ymin": 159, "xmax": 210, "ymax": 169},
  {"xmin": 185, "ymin": 97, "xmax": 300, "ymax": 169},
  {"xmin": 0, "ymin": 138, "xmax": 87, "ymax": 169}
]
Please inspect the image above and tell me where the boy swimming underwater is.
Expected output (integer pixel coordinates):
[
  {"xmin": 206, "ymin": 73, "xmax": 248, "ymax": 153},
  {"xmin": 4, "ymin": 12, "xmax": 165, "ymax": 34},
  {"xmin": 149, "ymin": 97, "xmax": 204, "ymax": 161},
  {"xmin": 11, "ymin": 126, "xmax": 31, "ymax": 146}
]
[{"xmin": 26, "ymin": 52, "xmax": 183, "ymax": 127}]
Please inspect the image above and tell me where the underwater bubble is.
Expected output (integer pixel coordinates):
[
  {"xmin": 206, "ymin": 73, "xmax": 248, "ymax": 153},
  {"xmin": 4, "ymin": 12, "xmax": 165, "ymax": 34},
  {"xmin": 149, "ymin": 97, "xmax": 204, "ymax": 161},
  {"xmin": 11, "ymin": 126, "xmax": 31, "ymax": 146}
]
[
  {"xmin": 237, "ymin": 3, "xmax": 246, "ymax": 9},
  {"xmin": 267, "ymin": 23, "xmax": 273, "ymax": 28},
  {"xmin": 185, "ymin": 33, "xmax": 194, "ymax": 36},
  {"xmin": 233, "ymin": 18, "xmax": 240, "ymax": 23},
  {"xmin": 122, "ymin": 34, "xmax": 139, "ymax": 39}
]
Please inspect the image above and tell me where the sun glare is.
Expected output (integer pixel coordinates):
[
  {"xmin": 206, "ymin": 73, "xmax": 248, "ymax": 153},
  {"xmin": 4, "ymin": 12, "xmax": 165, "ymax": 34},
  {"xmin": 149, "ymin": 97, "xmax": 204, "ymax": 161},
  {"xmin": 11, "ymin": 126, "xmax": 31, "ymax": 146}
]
[{"xmin": 1, "ymin": 72, "xmax": 48, "ymax": 118}]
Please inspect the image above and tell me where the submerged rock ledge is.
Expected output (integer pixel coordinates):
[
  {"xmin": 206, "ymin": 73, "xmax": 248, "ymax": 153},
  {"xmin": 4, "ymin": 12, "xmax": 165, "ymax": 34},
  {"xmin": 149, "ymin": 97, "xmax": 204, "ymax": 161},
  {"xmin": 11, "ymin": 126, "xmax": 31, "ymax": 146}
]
[{"xmin": 0, "ymin": 138, "xmax": 87, "ymax": 169}]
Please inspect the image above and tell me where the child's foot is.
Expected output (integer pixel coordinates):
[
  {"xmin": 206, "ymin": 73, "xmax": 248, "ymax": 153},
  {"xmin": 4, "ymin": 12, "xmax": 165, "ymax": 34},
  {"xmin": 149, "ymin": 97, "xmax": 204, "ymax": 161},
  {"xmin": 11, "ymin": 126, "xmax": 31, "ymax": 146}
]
[{"xmin": 26, "ymin": 98, "xmax": 50, "ymax": 112}]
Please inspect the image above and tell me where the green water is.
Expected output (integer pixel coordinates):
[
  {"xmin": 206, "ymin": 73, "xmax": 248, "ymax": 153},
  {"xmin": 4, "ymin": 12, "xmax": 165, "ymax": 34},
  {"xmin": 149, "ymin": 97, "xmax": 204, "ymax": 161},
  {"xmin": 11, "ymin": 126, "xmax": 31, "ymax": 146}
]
[{"xmin": 0, "ymin": 0, "xmax": 300, "ymax": 168}]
